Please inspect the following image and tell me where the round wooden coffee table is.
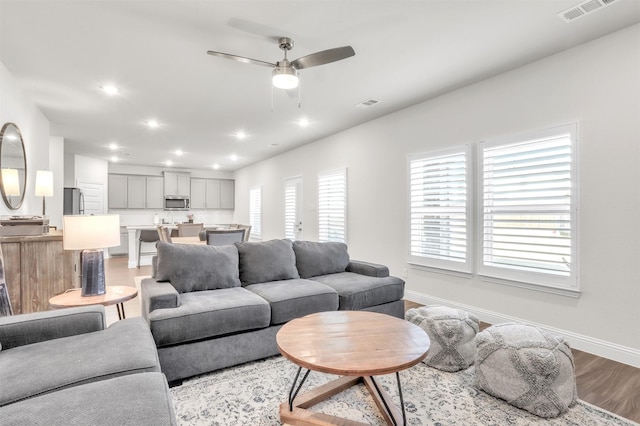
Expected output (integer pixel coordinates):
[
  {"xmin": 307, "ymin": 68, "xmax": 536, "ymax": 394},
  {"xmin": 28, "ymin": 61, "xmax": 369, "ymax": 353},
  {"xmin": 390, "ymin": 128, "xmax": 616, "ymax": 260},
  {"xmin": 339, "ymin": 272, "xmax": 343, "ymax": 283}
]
[
  {"xmin": 49, "ymin": 286, "xmax": 138, "ymax": 320},
  {"xmin": 276, "ymin": 310, "xmax": 430, "ymax": 426}
]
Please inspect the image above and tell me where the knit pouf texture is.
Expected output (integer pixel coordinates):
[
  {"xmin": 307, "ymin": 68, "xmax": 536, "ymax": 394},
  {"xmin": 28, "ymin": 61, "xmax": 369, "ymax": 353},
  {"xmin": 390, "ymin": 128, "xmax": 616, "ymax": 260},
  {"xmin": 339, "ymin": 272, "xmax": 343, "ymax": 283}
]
[
  {"xmin": 474, "ymin": 323, "xmax": 578, "ymax": 418},
  {"xmin": 406, "ymin": 306, "xmax": 479, "ymax": 372}
]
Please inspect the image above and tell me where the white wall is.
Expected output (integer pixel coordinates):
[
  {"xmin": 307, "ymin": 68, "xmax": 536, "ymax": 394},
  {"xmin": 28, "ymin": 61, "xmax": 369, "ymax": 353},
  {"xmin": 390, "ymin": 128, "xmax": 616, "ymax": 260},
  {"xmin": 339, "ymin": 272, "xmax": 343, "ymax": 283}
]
[
  {"xmin": 0, "ymin": 61, "xmax": 53, "ymax": 217},
  {"xmin": 48, "ymin": 136, "xmax": 64, "ymax": 228},
  {"xmin": 233, "ymin": 25, "xmax": 640, "ymax": 365}
]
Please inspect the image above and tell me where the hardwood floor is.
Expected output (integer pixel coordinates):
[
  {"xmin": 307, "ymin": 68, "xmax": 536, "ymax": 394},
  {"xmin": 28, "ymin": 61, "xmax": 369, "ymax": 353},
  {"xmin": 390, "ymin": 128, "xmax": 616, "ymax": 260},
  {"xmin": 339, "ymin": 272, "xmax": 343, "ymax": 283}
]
[
  {"xmin": 405, "ymin": 300, "xmax": 640, "ymax": 422},
  {"xmin": 103, "ymin": 258, "xmax": 640, "ymax": 423}
]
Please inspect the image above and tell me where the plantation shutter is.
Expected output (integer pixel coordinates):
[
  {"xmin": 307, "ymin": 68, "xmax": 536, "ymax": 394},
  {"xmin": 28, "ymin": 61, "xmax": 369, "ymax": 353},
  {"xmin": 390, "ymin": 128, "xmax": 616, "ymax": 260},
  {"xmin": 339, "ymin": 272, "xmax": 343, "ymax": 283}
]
[
  {"xmin": 318, "ymin": 168, "xmax": 346, "ymax": 243},
  {"xmin": 479, "ymin": 125, "xmax": 577, "ymax": 289},
  {"xmin": 249, "ymin": 187, "xmax": 262, "ymax": 240},
  {"xmin": 284, "ymin": 181, "xmax": 296, "ymax": 240},
  {"xmin": 408, "ymin": 147, "xmax": 470, "ymax": 272}
]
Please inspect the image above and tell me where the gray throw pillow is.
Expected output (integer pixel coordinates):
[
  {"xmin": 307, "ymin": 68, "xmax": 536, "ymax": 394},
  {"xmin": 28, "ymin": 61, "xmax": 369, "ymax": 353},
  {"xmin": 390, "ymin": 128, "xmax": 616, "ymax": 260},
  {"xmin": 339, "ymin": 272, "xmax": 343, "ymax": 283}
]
[
  {"xmin": 235, "ymin": 239, "xmax": 299, "ymax": 285},
  {"xmin": 293, "ymin": 240, "xmax": 350, "ymax": 278},
  {"xmin": 155, "ymin": 242, "xmax": 241, "ymax": 293}
]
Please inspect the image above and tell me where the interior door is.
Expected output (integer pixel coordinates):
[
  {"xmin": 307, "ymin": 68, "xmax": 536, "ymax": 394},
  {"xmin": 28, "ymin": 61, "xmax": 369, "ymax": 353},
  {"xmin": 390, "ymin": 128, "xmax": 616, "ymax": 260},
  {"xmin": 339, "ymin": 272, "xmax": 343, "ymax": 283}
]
[
  {"xmin": 284, "ymin": 177, "xmax": 303, "ymax": 241},
  {"xmin": 76, "ymin": 180, "xmax": 105, "ymax": 215}
]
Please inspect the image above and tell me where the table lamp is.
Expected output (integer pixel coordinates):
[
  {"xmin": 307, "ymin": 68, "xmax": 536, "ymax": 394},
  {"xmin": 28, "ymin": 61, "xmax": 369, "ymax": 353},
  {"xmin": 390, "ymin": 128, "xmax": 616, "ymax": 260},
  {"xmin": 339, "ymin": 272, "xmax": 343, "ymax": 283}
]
[
  {"xmin": 63, "ymin": 215, "xmax": 120, "ymax": 296},
  {"xmin": 35, "ymin": 170, "xmax": 54, "ymax": 216}
]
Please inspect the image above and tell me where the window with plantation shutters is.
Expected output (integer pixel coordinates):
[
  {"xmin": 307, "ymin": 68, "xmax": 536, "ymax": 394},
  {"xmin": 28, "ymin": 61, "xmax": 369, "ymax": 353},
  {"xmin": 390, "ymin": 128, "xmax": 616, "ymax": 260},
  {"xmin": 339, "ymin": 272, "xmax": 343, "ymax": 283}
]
[
  {"xmin": 318, "ymin": 168, "xmax": 346, "ymax": 243},
  {"xmin": 479, "ymin": 124, "xmax": 578, "ymax": 292},
  {"xmin": 249, "ymin": 186, "xmax": 262, "ymax": 240},
  {"xmin": 408, "ymin": 146, "xmax": 471, "ymax": 273},
  {"xmin": 284, "ymin": 177, "xmax": 302, "ymax": 241}
]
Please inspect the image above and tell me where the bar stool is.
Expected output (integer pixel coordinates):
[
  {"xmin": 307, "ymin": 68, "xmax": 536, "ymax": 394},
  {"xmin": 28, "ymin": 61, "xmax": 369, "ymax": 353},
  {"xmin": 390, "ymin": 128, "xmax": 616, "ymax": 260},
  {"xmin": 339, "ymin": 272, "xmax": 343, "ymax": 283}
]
[{"xmin": 138, "ymin": 229, "xmax": 160, "ymax": 268}]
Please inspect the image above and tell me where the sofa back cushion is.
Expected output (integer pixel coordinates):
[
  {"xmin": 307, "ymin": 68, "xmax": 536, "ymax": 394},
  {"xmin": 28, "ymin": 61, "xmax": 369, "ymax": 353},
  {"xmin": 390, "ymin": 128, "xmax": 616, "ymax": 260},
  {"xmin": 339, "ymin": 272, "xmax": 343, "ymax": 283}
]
[
  {"xmin": 293, "ymin": 240, "xmax": 350, "ymax": 278},
  {"xmin": 236, "ymin": 239, "xmax": 299, "ymax": 285},
  {"xmin": 155, "ymin": 242, "xmax": 241, "ymax": 293}
]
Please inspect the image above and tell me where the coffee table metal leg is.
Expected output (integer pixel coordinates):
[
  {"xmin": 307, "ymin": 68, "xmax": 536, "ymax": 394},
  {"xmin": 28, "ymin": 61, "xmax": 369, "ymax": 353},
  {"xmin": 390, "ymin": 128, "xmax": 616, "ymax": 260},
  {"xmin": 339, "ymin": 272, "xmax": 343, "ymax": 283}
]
[
  {"xmin": 369, "ymin": 373, "xmax": 406, "ymax": 426},
  {"xmin": 116, "ymin": 303, "xmax": 126, "ymax": 320},
  {"xmin": 288, "ymin": 366, "xmax": 311, "ymax": 411}
]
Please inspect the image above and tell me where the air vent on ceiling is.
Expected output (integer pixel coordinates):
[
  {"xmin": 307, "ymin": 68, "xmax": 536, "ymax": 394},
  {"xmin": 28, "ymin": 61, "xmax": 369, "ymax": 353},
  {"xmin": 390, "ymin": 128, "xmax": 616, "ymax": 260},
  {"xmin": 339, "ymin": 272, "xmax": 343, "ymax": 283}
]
[
  {"xmin": 356, "ymin": 99, "xmax": 380, "ymax": 109},
  {"xmin": 559, "ymin": 0, "xmax": 618, "ymax": 22}
]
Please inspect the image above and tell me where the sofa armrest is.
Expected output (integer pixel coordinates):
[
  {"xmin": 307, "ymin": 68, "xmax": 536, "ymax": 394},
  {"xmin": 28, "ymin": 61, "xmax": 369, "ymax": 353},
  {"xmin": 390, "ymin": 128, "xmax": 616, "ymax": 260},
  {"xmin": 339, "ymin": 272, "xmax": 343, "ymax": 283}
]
[
  {"xmin": 0, "ymin": 305, "xmax": 106, "ymax": 350},
  {"xmin": 346, "ymin": 260, "xmax": 390, "ymax": 278},
  {"xmin": 140, "ymin": 278, "xmax": 180, "ymax": 321}
]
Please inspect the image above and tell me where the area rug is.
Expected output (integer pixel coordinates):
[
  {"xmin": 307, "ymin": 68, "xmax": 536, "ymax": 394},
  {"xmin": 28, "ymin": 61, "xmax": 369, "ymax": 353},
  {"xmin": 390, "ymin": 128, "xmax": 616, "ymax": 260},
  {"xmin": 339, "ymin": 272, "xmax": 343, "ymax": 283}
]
[{"xmin": 170, "ymin": 356, "xmax": 637, "ymax": 426}]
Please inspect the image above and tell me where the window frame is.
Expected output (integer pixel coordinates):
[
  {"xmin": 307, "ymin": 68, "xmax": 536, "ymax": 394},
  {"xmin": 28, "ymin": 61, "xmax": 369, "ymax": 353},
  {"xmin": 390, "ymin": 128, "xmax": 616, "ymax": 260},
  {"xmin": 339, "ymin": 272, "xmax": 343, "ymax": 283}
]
[
  {"xmin": 477, "ymin": 124, "xmax": 580, "ymax": 296},
  {"xmin": 407, "ymin": 145, "xmax": 473, "ymax": 274},
  {"xmin": 249, "ymin": 186, "xmax": 262, "ymax": 241},
  {"xmin": 317, "ymin": 167, "xmax": 347, "ymax": 243}
]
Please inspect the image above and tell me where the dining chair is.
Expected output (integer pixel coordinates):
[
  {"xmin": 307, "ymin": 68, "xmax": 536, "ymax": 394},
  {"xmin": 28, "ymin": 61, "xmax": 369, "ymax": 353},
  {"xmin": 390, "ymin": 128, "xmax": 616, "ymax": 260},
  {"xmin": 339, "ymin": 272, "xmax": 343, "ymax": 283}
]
[
  {"xmin": 157, "ymin": 225, "xmax": 172, "ymax": 243},
  {"xmin": 236, "ymin": 224, "xmax": 252, "ymax": 241},
  {"xmin": 178, "ymin": 223, "xmax": 204, "ymax": 237},
  {"xmin": 205, "ymin": 229, "xmax": 245, "ymax": 246},
  {"xmin": 138, "ymin": 229, "xmax": 160, "ymax": 268}
]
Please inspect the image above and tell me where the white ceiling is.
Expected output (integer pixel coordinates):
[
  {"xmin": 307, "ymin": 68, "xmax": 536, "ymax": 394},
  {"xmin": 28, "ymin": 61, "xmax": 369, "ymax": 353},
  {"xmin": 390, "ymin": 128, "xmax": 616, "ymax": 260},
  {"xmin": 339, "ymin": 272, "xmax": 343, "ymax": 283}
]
[{"xmin": 1, "ymin": 0, "xmax": 639, "ymax": 171}]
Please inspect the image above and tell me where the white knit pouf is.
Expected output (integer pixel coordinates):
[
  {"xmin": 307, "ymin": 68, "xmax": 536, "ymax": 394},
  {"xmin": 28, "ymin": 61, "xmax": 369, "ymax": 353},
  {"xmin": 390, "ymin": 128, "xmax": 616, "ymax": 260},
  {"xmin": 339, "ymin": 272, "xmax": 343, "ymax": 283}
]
[
  {"xmin": 474, "ymin": 323, "xmax": 577, "ymax": 418},
  {"xmin": 406, "ymin": 306, "xmax": 479, "ymax": 372}
]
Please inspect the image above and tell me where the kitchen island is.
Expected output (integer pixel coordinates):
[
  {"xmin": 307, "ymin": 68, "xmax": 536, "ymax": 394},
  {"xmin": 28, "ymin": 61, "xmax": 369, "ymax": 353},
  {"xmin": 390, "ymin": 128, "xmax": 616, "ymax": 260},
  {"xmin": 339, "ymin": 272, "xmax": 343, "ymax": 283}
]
[{"xmin": 125, "ymin": 224, "xmax": 220, "ymax": 268}]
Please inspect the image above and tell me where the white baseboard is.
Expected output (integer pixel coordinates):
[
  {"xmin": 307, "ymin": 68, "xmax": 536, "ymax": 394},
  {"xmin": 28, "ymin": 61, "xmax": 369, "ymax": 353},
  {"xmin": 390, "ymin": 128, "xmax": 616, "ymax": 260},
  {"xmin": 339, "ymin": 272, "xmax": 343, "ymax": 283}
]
[{"xmin": 405, "ymin": 290, "xmax": 640, "ymax": 369}]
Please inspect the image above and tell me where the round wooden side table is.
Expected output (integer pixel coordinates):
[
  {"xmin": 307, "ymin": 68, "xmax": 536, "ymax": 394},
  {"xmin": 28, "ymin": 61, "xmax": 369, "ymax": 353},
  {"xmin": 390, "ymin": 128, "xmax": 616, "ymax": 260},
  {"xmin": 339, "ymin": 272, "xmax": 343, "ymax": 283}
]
[{"xmin": 49, "ymin": 286, "xmax": 138, "ymax": 320}]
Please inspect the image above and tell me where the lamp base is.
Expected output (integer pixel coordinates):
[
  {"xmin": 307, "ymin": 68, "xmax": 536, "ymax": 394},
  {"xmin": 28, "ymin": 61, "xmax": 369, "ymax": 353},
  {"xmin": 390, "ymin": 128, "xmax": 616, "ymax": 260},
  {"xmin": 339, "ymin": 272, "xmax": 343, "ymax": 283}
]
[{"xmin": 81, "ymin": 249, "xmax": 106, "ymax": 296}]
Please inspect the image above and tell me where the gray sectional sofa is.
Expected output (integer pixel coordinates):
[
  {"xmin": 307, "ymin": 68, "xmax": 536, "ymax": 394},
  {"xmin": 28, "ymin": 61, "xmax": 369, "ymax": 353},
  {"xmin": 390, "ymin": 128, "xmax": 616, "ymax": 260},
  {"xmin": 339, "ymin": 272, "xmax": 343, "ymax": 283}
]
[
  {"xmin": 0, "ymin": 305, "xmax": 176, "ymax": 426},
  {"xmin": 141, "ymin": 239, "xmax": 405, "ymax": 383}
]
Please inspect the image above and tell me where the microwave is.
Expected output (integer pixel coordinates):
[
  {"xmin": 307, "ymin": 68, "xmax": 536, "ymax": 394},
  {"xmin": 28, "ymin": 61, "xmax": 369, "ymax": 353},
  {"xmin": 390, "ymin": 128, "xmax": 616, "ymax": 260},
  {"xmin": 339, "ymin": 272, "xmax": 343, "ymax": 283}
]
[{"xmin": 164, "ymin": 196, "xmax": 190, "ymax": 211}]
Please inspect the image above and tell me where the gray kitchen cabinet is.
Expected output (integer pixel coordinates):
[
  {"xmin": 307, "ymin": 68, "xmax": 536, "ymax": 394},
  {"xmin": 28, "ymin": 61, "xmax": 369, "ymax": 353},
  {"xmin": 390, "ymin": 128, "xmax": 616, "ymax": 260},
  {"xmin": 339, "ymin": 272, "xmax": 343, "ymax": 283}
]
[
  {"xmin": 146, "ymin": 176, "xmax": 164, "ymax": 209},
  {"xmin": 127, "ymin": 176, "xmax": 146, "ymax": 209},
  {"xmin": 164, "ymin": 171, "xmax": 190, "ymax": 196},
  {"xmin": 205, "ymin": 179, "xmax": 221, "ymax": 209},
  {"xmin": 190, "ymin": 179, "xmax": 206, "ymax": 209},
  {"xmin": 108, "ymin": 174, "xmax": 128, "ymax": 209},
  {"xmin": 220, "ymin": 179, "xmax": 235, "ymax": 209}
]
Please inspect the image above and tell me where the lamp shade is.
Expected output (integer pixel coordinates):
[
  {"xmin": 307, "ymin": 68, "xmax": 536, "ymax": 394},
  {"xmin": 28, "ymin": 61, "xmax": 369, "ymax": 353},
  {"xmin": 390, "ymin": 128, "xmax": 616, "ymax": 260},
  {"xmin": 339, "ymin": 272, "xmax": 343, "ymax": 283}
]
[
  {"xmin": 63, "ymin": 214, "xmax": 120, "ymax": 250},
  {"xmin": 1, "ymin": 169, "xmax": 20, "ymax": 196},
  {"xmin": 35, "ymin": 170, "xmax": 54, "ymax": 197}
]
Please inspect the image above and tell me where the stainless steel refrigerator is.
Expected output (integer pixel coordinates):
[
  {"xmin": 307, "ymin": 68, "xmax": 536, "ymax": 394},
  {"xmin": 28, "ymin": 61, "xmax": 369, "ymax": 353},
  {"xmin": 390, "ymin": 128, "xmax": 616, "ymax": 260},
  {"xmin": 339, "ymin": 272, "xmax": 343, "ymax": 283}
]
[{"xmin": 63, "ymin": 187, "xmax": 85, "ymax": 215}]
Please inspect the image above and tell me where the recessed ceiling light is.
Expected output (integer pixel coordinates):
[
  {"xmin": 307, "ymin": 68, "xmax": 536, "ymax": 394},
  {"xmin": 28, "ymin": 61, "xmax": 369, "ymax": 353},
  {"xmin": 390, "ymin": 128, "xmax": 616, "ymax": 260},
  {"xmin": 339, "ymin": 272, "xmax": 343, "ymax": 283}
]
[
  {"xmin": 108, "ymin": 143, "xmax": 118, "ymax": 151},
  {"xmin": 100, "ymin": 84, "xmax": 119, "ymax": 96},
  {"xmin": 230, "ymin": 154, "xmax": 238, "ymax": 162},
  {"xmin": 236, "ymin": 131, "xmax": 247, "ymax": 140},
  {"xmin": 175, "ymin": 149, "xmax": 183, "ymax": 156},
  {"xmin": 212, "ymin": 164, "xmax": 220, "ymax": 170},
  {"xmin": 146, "ymin": 119, "xmax": 160, "ymax": 129},
  {"xmin": 110, "ymin": 156, "xmax": 119, "ymax": 162},
  {"xmin": 165, "ymin": 160, "xmax": 173, "ymax": 166},
  {"xmin": 298, "ymin": 118, "xmax": 310, "ymax": 127}
]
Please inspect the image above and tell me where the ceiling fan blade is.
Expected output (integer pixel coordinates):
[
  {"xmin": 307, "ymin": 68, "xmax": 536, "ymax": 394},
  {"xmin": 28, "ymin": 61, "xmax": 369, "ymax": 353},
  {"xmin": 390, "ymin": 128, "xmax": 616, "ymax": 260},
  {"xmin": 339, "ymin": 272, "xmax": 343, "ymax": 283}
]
[
  {"xmin": 290, "ymin": 46, "xmax": 355, "ymax": 70},
  {"xmin": 206, "ymin": 51, "xmax": 275, "ymax": 68}
]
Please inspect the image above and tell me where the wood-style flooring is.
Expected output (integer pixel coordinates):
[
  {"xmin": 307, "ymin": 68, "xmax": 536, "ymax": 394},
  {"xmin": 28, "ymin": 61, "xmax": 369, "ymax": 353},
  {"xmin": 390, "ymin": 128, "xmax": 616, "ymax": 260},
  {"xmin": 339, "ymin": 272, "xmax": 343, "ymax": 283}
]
[{"xmin": 104, "ymin": 257, "xmax": 640, "ymax": 423}]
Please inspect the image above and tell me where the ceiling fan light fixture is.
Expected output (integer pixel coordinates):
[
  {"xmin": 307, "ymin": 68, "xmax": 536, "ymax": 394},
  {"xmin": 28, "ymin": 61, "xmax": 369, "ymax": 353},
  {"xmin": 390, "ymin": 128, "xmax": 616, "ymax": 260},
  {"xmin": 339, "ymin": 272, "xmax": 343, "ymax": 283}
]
[{"xmin": 272, "ymin": 65, "xmax": 298, "ymax": 90}]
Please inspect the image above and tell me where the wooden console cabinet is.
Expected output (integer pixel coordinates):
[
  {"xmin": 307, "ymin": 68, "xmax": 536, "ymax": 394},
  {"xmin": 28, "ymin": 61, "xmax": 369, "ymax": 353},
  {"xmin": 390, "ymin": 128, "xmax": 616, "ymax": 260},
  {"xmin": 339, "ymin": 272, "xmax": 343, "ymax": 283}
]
[{"xmin": 0, "ymin": 230, "xmax": 79, "ymax": 314}]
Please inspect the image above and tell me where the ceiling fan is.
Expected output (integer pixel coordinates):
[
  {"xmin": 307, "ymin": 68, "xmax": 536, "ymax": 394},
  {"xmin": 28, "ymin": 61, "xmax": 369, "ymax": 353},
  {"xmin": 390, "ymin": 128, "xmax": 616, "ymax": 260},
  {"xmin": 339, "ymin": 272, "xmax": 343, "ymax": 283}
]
[{"xmin": 207, "ymin": 37, "xmax": 355, "ymax": 90}]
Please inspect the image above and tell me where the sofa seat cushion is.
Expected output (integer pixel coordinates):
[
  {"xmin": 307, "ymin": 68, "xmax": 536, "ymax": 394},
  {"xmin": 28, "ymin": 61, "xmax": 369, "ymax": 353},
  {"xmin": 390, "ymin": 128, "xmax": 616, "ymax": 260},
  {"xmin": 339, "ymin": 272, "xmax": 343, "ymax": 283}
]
[
  {"xmin": 0, "ymin": 317, "xmax": 160, "ymax": 407},
  {"xmin": 148, "ymin": 287, "xmax": 271, "ymax": 347},
  {"xmin": 236, "ymin": 239, "xmax": 299, "ymax": 285},
  {"xmin": 0, "ymin": 372, "xmax": 176, "ymax": 426},
  {"xmin": 310, "ymin": 272, "xmax": 405, "ymax": 311},
  {"xmin": 155, "ymin": 242, "xmax": 241, "ymax": 293},
  {"xmin": 245, "ymin": 279, "xmax": 339, "ymax": 325}
]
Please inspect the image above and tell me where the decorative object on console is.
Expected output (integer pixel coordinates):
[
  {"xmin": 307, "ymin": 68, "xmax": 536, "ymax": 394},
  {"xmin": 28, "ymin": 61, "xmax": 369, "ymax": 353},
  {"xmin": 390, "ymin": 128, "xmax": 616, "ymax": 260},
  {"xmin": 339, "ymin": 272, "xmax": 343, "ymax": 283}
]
[
  {"xmin": 34, "ymin": 170, "xmax": 54, "ymax": 216},
  {"xmin": 0, "ymin": 216, "xmax": 49, "ymax": 236},
  {"xmin": 63, "ymin": 215, "xmax": 120, "ymax": 296}
]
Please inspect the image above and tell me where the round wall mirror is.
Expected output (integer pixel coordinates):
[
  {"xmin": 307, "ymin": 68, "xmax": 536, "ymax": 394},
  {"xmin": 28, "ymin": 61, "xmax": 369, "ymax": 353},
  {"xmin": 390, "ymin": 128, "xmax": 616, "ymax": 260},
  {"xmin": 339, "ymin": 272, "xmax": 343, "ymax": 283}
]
[{"xmin": 0, "ymin": 122, "xmax": 27, "ymax": 210}]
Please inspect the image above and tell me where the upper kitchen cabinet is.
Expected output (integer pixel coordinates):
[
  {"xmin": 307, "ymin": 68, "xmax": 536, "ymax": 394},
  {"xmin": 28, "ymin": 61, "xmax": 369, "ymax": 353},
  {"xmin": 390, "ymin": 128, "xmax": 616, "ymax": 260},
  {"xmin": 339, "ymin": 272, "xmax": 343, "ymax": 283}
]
[
  {"xmin": 190, "ymin": 178, "xmax": 234, "ymax": 210},
  {"xmin": 164, "ymin": 171, "xmax": 190, "ymax": 196},
  {"xmin": 108, "ymin": 174, "xmax": 128, "ymax": 209},
  {"xmin": 108, "ymin": 174, "xmax": 164, "ymax": 209}
]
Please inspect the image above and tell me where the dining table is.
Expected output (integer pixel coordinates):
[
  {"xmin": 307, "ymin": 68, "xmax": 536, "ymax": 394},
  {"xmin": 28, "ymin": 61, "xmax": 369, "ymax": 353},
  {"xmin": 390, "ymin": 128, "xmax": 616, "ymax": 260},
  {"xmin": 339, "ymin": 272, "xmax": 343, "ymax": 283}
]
[{"xmin": 171, "ymin": 236, "xmax": 206, "ymax": 245}]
